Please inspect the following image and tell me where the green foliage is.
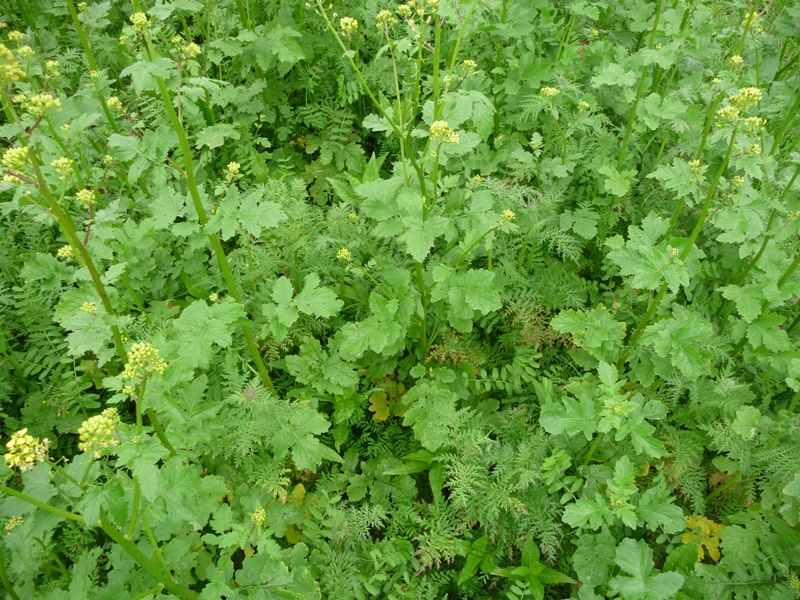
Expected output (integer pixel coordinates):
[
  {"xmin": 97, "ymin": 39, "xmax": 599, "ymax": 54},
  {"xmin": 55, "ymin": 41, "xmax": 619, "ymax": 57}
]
[{"xmin": 2, "ymin": 0, "xmax": 800, "ymax": 598}]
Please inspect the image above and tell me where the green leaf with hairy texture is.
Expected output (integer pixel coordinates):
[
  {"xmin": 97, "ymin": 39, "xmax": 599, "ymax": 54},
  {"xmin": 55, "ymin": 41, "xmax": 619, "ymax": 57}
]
[
  {"xmin": 271, "ymin": 402, "xmax": 333, "ymax": 471},
  {"xmin": 592, "ymin": 62, "xmax": 637, "ymax": 88},
  {"xmin": 563, "ymin": 494, "xmax": 609, "ymax": 530},
  {"xmin": 641, "ymin": 307, "xmax": 715, "ymax": 378},
  {"xmin": 398, "ymin": 215, "xmax": 448, "ymax": 261},
  {"xmin": 430, "ymin": 268, "xmax": 502, "ymax": 332},
  {"xmin": 719, "ymin": 284, "xmax": 763, "ymax": 323},
  {"xmin": 573, "ymin": 532, "xmax": 616, "ymax": 587},
  {"xmin": 636, "ymin": 487, "xmax": 685, "ymax": 533},
  {"xmin": 746, "ymin": 313, "xmax": 792, "ymax": 352},
  {"xmin": 609, "ymin": 539, "xmax": 684, "ymax": 600},
  {"xmin": 285, "ymin": 337, "xmax": 359, "ymax": 395},
  {"xmin": 173, "ymin": 300, "xmax": 245, "ymax": 370},
  {"xmin": 597, "ymin": 165, "xmax": 636, "ymax": 197},
  {"xmin": 294, "ymin": 274, "xmax": 343, "ymax": 318},
  {"xmin": 402, "ymin": 380, "xmax": 459, "ymax": 451},
  {"xmin": 237, "ymin": 188, "xmax": 286, "ymax": 237},
  {"xmin": 648, "ymin": 158, "xmax": 703, "ymax": 205},
  {"xmin": 196, "ymin": 123, "xmax": 240, "ymax": 150},
  {"xmin": 540, "ymin": 396, "xmax": 597, "ymax": 440},
  {"xmin": 551, "ymin": 305, "xmax": 626, "ymax": 363},
  {"xmin": 120, "ymin": 58, "xmax": 174, "ymax": 94}
]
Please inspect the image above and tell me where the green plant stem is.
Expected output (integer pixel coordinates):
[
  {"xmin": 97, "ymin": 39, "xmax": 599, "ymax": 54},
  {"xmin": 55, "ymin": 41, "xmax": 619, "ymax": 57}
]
[
  {"xmin": 0, "ymin": 484, "xmax": 84, "ymax": 522},
  {"xmin": 787, "ymin": 311, "xmax": 800, "ymax": 336},
  {"xmin": 446, "ymin": 0, "xmax": 482, "ymax": 73},
  {"xmin": 617, "ymin": 0, "xmax": 664, "ymax": 171},
  {"xmin": 1, "ymin": 90, "xmax": 128, "ymax": 363},
  {"xmin": 452, "ymin": 223, "xmax": 503, "ymax": 268},
  {"xmin": 582, "ymin": 433, "xmax": 605, "ymax": 466},
  {"xmin": 146, "ymin": 408, "xmax": 176, "ymax": 455},
  {"xmin": 131, "ymin": 585, "xmax": 164, "ymax": 600},
  {"xmin": 788, "ymin": 389, "xmax": 800, "ymax": 413},
  {"xmin": 620, "ymin": 128, "xmax": 738, "ymax": 366},
  {"xmin": 771, "ymin": 85, "xmax": 800, "ymax": 152},
  {"xmin": 416, "ymin": 262, "xmax": 428, "ymax": 352},
  {"xmin": 0, "ymin": 545, "xmax": 21, "ymax": 600},
  {"xmin": 142, "ymin": 515, "xmax": 170, "ymax": 576},
  {"xmin": 385, "ymin": 30, "xmax": 410, "ymax": 185},
  {"xmin": 134, "ymin": 19, "xmax": 275, "ymax": 395},
  {"xmin": 706, "ymin": 472, "xmax": 742, "ymax": 502},
  {"xmin": 99, "ymin": 510, "xmax": 199, "ymax": 599}
]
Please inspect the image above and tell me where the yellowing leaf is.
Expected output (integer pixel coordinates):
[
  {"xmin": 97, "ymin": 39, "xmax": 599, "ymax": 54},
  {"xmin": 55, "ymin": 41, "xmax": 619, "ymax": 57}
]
[
  {"xmin": 682, "ymin": 515, "xmax": 725, "ymax": 562},
  {"xmin": 368, "ymin": 391, "xmax": 391, "ymax": 421},
  {"xmin": 284, "ymin": 524, "xmax": 301, "ymax": 544},
  {"xmin": 290, "ymin": 483, "xmax": 306, "ymax": 505}
]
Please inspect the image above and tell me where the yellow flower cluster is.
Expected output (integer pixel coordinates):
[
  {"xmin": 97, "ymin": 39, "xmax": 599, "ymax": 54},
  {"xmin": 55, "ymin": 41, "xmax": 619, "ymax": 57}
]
[
  {"xmin": 743, "ymin": 116, "xmax": 766, "ymax": 132},
  {"xmin": 209, "ymin": 292, "xmax": 219, "ymax": 303},
  {"xmin": 57, "ymin": 245, "xmax": 75, "ymax": 260},
  {"xmin": 729, "ymin": 55, "xmax": 744, "ymax": 68},
  {"xmin": 7, "ymin": 31, "xmax": 25, "ymax": 43},
  {"xmin": 3, "ymin": 428, "xmax": 49, "ymax": 471},
  {"xmin": 3, "ymin": 516, "xmax": 24, "ymax": 534},
  {"xmin": 130, "ymin": 12, "xmax": 150, "ymax": 33},
  {"xmin": 579, "ymin": 101, "xmax": 590, "ymax": 111},
  {"xmin": 183, "ymin": 42, "xmax": 201, "ymax": 60},
  {"xmin": 2, "ymin": 146, "xmax": 28, "ymax": 170},
  {"xmin": 27, "ymin": 93, "xmax": 60, "ymax": 116},
  {"xmin": 80, "ymin": 301, "xmax": 97, "ymax": 314},
  {"xmin": 729, "ymin": 87, "xmax": 762, "ymax": 110},
  {"xmin": 51, "ymin": 157, "xmax": 73, "ymax": 177},
  {"xmin": 122, "ymin": 342, "xmax": 167, "ymax": 380},
  {"xmin": 0, "ymin": 43, "xmax": 24, "ymax": 84},
  {"xmin": 376, "ymin": 9, "xmax": 397, "ymax": 29},
  {"xmin": 348, "ymin": 212, "xmax": 358, "ymax": 222},
  {"xmin": 715, "ymin": 105, "xmax": 740, "ymax": 125},
  {"xmin": 540, "ymin": 86, "xmax": 560, "ymax": 98},
  {"xmin": 78, "ymin": 408, "xmax": 121, "ymax": 457},
  {"xmin": 227, "ymin": 161, "xmax": 240, "ymax": 177},
  {"xmin": 748, "ymin": 143, "xmax": 762, "ymax": 155},
  {"xmin": 688, "ymin": 159, "xmax": 703, "ymax": 175},
  {"xmin": 461, "ymin": 59, "xmax": 477, "ymax": 72},
  {"xmin": 45, "ymin": 60, "xmax": 59, "ymax": 75},
  {"xmin": 106, "ymin": 96, "xmax": 122, "ymax": 111},
  {"xmin": 339, "ymin": 17, "xmax": 359, "ymax": 35},
  {"xmin": 76, "ymin": 189, "xmax": 94, "ymax": 207},
  {"xmin": 251, "ymin": 508, "xmax": 266, "ymax": 527},
  {"xmin": 337, "ymin": 247, "xmax": 352, "ymax": 261},
  {"xmin": 501, "ymin": 209, "xmax": 516, "ymax": 222},
  {"xmin": 16, "ymin": 45, "xmax": 33, "ymax": 59},
  {"xmin": 429, "ymin": 120, "xmax": 459, "ymax": 144}
]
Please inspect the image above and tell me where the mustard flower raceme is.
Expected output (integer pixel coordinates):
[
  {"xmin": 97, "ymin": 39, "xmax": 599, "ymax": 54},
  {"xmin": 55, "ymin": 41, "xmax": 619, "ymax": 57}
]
[
  {"xmin": 339, "ymin": 17, "xmax": 358, "ymax": 35},
  {"xmin": 227, "ymin": 161, "xmax": 240, "ymax": 177},
  {"xmin": 337, "ymin": 247, "xmax": 352, "ymax": 261},
  {"xmin": 376, "ymin": 9, "xmax": 397, "ymax": 29},
  {"xmin": 78, "ymin": 408, "xmax": 121, "ymax": 457},
  {"xmin": 3, "ymin": 516, "xmax": 24, "ymax": 534},
  {"xmin": 121, "ymin": 342, "xmax": 167, "ymax": 380},
  {"xmin": 0, "ymin": 43, "xmax": 24, "ymax": 84},
  {"xmin": 430, "ymin": 120, "xmax": 459, "ymax": 144},
  {"xmin": 80, "ymin": 301, "xmax": 97, "ymax": 314},
  {"xmin": 7, "ymin": 31, "xmax": 25, "ymax": 43},
  {"xmin": 57, "ymin": 245, "xmax": 75, "ymax": 260},
  {"xmin": 130, "ymin": 12, "xmax": 150, "ymax": 32},
  {"xmin": 2, "ymin": 146, "xmax": 28, "ymax": 170},
  {"xmin": 251, "ymin": 509, "xmax": 266, "ymax": 527},
  {"xmin": 4, "ymin": 428, "xmax": 50, "ymax": 471},
  {"xmin": 540, "ymin": 86, "xmax": 560, "ymax": 98},
  {"xmin": 76, "ymin": 189, "xmax": 94, "ymax": 207},
  {"xmin": 729, "ymin": 87, "xmax": 762, "ymax": 110},
  {"xmin": 461, "ymin": 59, "xmax": 477, "ymax": 72}
]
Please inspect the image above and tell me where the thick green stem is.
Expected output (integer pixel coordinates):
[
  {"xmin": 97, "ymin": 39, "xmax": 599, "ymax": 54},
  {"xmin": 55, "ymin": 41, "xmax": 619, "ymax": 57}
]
[
  {"xmin": 99, "ymin": 511, "xmax": 199, "ymax": 599},
  {"xmin": 416, "ymin": 262, "xmax": 428, "ymax": 353},
  {"xmin": 0, "ymin": 484, "xmax": 84, "ymax": 522},
  {"xmin": 135, "ymin": 24, "xmax": 275, "ymax": 395},
  {"xmin": 617, "ymin": 0, "xmax": 664, "ymax": 170}
]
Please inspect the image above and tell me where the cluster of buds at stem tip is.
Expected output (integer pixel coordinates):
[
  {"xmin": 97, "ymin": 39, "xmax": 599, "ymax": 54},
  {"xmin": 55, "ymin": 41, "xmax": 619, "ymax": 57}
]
[
  {"xmin": 78, "ymin": 408, "xmax": 121, "ymax": 458},
  {"xmin": 121, "ymin": 342, "xmax": 168, "ymax": 381},
  {"xmin": 3, "ymin": 428, "xmax": 50, "ymax": 471},
  {"xmin": 130, "ymin": 12, "xmax": 150, "ymax": 33},
  {"xmin": 0, "ymin": 43, "xmax": 25, "ymax": 84},
  {"xmin": 227, "ymin": 161, "xmax": 241, "ymax": 178},
  {"xmin": 26, "ymin": 92, "xmax": 61, "ymax": 116},
  {"xmin": 429, "ymin": 120, "xmax": 459, "ymax": 144},
  {"xmin": 337, "ymin": 247, "xmax": 352, "ymax": 262},
  {"xmin": 376, "ymin": 10, "xmax": 397, "ymax": 29},
  {"xmin": 728, "ymin": 87, "xmax": 762, "ymax": 110},
  {"xmin": 339, "ymin": 17, "xmax": 358, "ymax": 35},
  {"xmin": 76, "ymin": 188, "xmax": 95, "ymax": 207},
  {"xmin": 540, "ymin": 86, "xmax": 560, "ymax": 99}
]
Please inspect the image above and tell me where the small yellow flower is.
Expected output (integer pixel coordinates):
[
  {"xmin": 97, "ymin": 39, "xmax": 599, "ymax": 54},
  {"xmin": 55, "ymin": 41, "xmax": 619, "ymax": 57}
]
[
  {"xmin": 51, "ymin": 157, "xmax": 74, "ymax": 177},
  {"xmin": 715, "ymin": 105, "xmax": 740, "ymax": 125},
  {"xmin": 103, "ymin": 154, "xmax": 114, "ymax": 166},
  {"xmin": 472, "ymin": 174, "xmax": 484, "ymax": 186},
  {"xmin": 748, "ymin": 143, "xmax": 762, "ymax": 155},
  {"xmin": 2, "ymin": 146, "xmax": 28, "ymax": 170},
  {"xmin": 729, "ymin": 87, "xmax": 762, "ymax": 110},
  {"xmin": 57, "ymin": 245, "xmax": 75, "ymax": 261},
  {"xmin": 119, "ymin": 34, "xmax": 129, "ymax": 44},
  {"xmin": 77, "ymin": 2, "xmax": 88, "ymax": 11},
  {"xmin": 786, "ymin": 211, "xmax": 798, "ymax": 222},
  {"xmin": 4, "ymin": 428, "xmax": 50, "ymax": 471},
  {"xmin": 430, "ymin": 120, "xmax": 459, "ymax": 144},
  {"xmin": 729, "ymin": 54, "xmax": 744, "ymax": 68},
  {"xmin": 743, "ymin": 116, "xmax": 766, "ymax": 131},
  {"xmin": 209, "ymin": 292, "xmax": 219, "ymax": 303},
  {"xmin": 130, "ymin": 12, "xmax": 150, "ymax": 33},
  {"xmin": 89, "ymin": 69, "xmax": 99, "ymax": 79},
  {"xmin": 348, "ymin": 212, "xmax": 358, "ymax": 222},
  {"xmin": 45, "ymin": 60, "xmax": 59, "ymax": 74},
  {"xmin": 106, "ymin": 96, "xmax": 122, "ymax": 110},
  {"xmin": 7, "ymin": 31, "xmax": 25, "ymax": 43},
  {"xmin": 227, "ymin": 161, "xmax": 241, "ymax": 177},
  {"xmin": 397, "ymin": 4, "xmax": 412, "ymax": 18},
  {"xmin": 441, "ymin": 74, "xmax": 453, "ymax": 87},
  {"xmin": 731, "ymin": 175, "xmax": 745, "ymax": 190},
  {"xmin": 121, "ymin": 342, "xmax": 168, "ymax": 380},
  {"xmin": 712, "ymin": 77, "xmax": 722, "ymax": 85},
  {"xmin": 461, "ymin": 59, "xmax": 477, "ymax": 73},
  {"xmin": 337, "ymin": 247, "xmax": 352, "ymax": 261},
  {"xmin": 27, "ymin": 93, "xmax": 60, "ymax": 116},
  {"xmin": 78, "ymin": 408, "xmax": 121, "ymax": 458},
  {"xmin": 81, "ymin": 301, "xmax": 97, "ymax": 314},
  {"xmin": 540, "ymin": 86, "xmax": 560, "ymax": 98},
  {"xmin": 579, "ymin": 101, "xmax": 590, "ymax": 111},
  {"xmin": 688, "ymin": 159, "xmax": 703, "ymax": 175},
  {"xmin": 501, "ymin": 209, "xmax": 516, "ymax": 222},
  {"xmin": 251, "ymin": 508, "xmax": 266, "ymax": 527},
  {"xmin": 16, "ymin": 45, "xmax": 34, "ymax": 59},
  {"xmin": 339, "ymin": 17, "xmax": 359, "ymax": 35},
  {"xmin": 3, "ymin": 516, "xmax": 24, "ymax": 534},
  {"xmin": 183, "ymin": 42, "xmax": 201, "ymax": 59},
  {"xmin": 376, "ymin": 9, "xmax": 397, "ymax": 29},
  {"xmin": 669, "ymin": 246, "xmax": 680, "ymax": 259}
]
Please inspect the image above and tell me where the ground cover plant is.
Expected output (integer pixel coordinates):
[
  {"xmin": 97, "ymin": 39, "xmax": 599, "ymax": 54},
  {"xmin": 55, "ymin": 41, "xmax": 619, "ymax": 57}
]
[{"xmin": 0, "ymin": 0, "xmax": 799, "ymax": 597}]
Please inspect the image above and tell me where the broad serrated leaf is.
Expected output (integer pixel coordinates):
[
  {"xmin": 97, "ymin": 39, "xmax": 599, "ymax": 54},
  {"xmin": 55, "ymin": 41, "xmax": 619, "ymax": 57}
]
[
  {"xmin": 746, "ymin": 313, "xmax": 791, "ymax": 352},
  {"xmin": 398, "ymin": 215, "xmax": 448, "ymax": 261},
  {"xmin": 173, "ymin": 300, "xmax": 245, "ymax": 369},
  {"xmin": 294, "ymin": 274, "xmax": 343, "ymax": 318}
]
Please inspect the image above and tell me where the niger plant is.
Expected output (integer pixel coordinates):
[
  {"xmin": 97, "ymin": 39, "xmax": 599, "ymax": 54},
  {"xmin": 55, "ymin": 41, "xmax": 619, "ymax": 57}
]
[{"xmin": 1, "ymin": 0, "xmax": 800, "ymax": 598}]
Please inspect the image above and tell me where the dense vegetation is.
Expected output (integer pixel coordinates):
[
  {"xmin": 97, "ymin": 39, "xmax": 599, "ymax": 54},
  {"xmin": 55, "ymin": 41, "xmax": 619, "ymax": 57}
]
[{"xmin": 1, "ymin": 0, "xmax": 799, "ymax": 597}]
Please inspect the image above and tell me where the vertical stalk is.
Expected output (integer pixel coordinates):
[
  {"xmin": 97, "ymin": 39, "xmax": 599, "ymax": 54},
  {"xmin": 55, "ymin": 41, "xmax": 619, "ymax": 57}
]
[{"xmin": 132, "ymin": 11, "xmax": 276, "ymax": 395}]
